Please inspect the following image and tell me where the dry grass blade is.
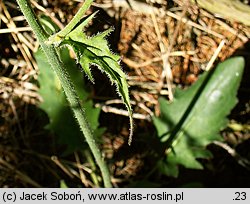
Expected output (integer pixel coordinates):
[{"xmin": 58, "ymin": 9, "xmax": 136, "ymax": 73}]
[
  {"xmin": 74, "ymin": 152, "xmax": 90, "ymax": 187},
  {"xmin": 0, "ymin": 158, "xmax": 41, "ymax": 187},
  {"xmin": 151, "ymin": 9, "xmax": 173, "ymax": 100},
  {"xmin": 213, "ymin": 141, "xmax": 250, "ymax": 170},
  {"xmin": 165, "ymin": 10, "xmax": 225, "ymax": 39},
  {"xmin": 0, "ymin": 1, "xmax": 38, "ymax": 79},
  {"xmin": 0, "ymin": 27, "xmax": 32, "ymax": 33},
  {"xmin": 51, "ymin": 156, "xmax": 75, "ymax": 179},
  {"xmin": 95, "ymin": 103, "xmax": 151, "ymax": 121},
  {"xmin": 204, "ymin": 39, "xmax": 225, "ymax": 71}
]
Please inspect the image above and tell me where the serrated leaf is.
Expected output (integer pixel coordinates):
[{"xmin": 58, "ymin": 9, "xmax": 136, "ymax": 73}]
[
  {"xmin": 36, "ymin": 47, "xmax": 105, "ymax": 154},
  {"xmin": 59, "ymin": 15, "xmax": 133, "ymax": 144},
  {"xmin": 153, "ymin": 57, "xmax": 244, "ymax": 177}
]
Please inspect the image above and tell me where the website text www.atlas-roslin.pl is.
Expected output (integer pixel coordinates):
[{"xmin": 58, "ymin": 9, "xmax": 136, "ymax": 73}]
[{"xmin": 88, "ymin": 191, "xmax": 184, "ymax": 202}]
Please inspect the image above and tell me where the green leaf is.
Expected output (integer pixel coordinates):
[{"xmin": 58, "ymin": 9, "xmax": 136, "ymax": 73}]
[
  {"xmin": 157, "ymin": 159, "xmax": 179, "ymax": 178},
  {"xmin": 60, "ymin": 180, "xmax": 68, "ymax": 188},
  {"xmin": 153, "ymin": 57, "xmax": 244, "ymax": 177},
  {"xmin": 58, "ymin": 14, "xmax": 133, "ymax": 144},
  {"xmin": 39, "ymin": 14, "xmax": 60, "ymax": 35},
  {"xmin": 36, "ymin": 47, "xmax": 105, "ymax": 153}
]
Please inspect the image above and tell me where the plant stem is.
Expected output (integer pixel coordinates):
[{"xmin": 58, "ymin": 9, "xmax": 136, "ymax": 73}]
[
  {"xmin": 84, "ymin": 150, "xmax": 100, "ymax": 187},
  {"xmin": 16, "ymin": 0, "xmax": 112, "ymax": 187},
  {"xmin": 57, "ymin": 0, "xmax": 94, "ymax": 37}
]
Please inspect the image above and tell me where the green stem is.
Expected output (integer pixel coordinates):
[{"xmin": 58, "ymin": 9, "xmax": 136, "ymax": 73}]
[
  {"xmin": 16, "ymin": 0, "xmax": 112, "ymax": 188},
  {"xmin": 84, "ymin": 150, "xmax": 100, "ymax": 187},
  {"xmin": 57, "ymin": 0, "xmax": 93, "ymax": 37}
]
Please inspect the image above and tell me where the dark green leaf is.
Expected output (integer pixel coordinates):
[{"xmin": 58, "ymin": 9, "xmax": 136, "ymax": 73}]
[
  {"xmin": 36, "ymin": 47, "xmax": 104, "ymax": 153},
  {"xmin": 153, "ymin": 57, "xmax": 244, "ymax": 176}
]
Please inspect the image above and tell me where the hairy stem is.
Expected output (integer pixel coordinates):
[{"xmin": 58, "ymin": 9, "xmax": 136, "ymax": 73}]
[{"xmin": 16, "ymin": 0, "xmax": 112, "ymax": 187}]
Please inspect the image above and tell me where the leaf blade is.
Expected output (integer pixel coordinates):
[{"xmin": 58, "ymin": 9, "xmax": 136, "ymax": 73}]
[
  {"xmin": 36, "ymin": 47, "xmax": 104, "ymax": 153},
  {"xmin": 153, "ymin": 57, "xmax": 244, "ymax": 176},
  {"xmin": 60, "ymin": 18, "xmax": 133, "ymax": 144}
]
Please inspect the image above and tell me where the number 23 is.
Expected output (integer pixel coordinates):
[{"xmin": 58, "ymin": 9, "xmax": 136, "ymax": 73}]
[{"xmin": 234, "ymin": 192, "xmax": 246, "ymax": 200}]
